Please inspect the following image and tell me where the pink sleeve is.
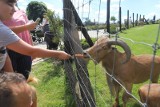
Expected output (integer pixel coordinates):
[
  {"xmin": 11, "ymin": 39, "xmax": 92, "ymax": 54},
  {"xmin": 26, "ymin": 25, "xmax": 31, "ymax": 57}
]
[{"xmin": 21, "ymin": 10, "xmax": 29, "ymax": 23}]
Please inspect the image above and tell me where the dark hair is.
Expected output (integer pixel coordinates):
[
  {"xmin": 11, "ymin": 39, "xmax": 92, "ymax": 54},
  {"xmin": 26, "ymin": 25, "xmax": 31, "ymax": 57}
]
[{"xmin": 4, "ymin": 0, "xmax": 17, "ymax": 4}]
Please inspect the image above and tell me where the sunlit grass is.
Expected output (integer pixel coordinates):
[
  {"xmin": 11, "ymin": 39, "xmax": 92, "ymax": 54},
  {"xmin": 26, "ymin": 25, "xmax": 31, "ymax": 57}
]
[
  {"xmin": 31, "ymin": 59, "xmax": 66, "ymax": 107},
  {"xmin": 119, "ymin": 24, "xmax": 160, "ymax": 55}
]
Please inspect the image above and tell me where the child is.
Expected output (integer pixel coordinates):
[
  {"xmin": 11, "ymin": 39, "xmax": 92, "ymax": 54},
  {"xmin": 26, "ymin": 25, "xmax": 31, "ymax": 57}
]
[{"xmin": 0, "ymin": 0, "xmax": 71, "ymax": 72}]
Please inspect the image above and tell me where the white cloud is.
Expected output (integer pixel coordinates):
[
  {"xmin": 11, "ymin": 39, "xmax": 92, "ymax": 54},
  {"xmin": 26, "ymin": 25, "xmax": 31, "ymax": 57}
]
[
  {"xmin": 17, "ymin": 0, "xmax": 28, "ymax": 11},
  {"xmin": 92, "ymin": 9, "xmax": 106, "ymax": 23},
  {"xmin": 155, "ymin": 4, "xmax": 160, "ymax": 9},
  {"xmin": 45, "ymin": 3, "xmax": 54, "ymax": 10},
  {"xmin": 110, "ymin": 4, "xmax": 119, "ymax": 13}
]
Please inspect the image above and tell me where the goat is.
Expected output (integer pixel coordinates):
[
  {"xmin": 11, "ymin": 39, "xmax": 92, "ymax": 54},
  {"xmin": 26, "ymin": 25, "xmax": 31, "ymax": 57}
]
[
  {"xmin": 139, "ymin": 84, "xmax": 160, "ymax": 107},
  {"xmin": 85, "ymin": 36, "xmax": 160, "ymax": 107}
]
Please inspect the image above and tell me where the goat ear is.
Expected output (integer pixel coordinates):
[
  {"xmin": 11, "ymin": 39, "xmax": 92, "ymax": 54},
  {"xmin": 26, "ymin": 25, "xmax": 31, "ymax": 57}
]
[{"xmin": 102, "ymin": 45, "xmax": 107, "ymax": 50}]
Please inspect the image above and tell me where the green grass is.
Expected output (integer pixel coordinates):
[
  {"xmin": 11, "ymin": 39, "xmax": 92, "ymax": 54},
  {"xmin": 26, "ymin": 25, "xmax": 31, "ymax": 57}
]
[
  {"xmin": 119, "ymin": 24, "xmax": 160, "ymax": 55},
  {"xmin": 32, "ymin": 24, "xmax": 160, "ymax": 107},
  {"xmin": 31, "ymin": 59, "xmax": 66, "ymax": 107}
]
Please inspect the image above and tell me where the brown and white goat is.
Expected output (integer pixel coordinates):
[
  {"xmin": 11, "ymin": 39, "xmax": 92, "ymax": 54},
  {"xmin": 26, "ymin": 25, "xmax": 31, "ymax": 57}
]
[
  {"xmin": 139, "ymin": 84, "xmax": 160, "ymax": 107},
  {"xmin": 86, "ymin": 36, "xmax": 160, "ymax": 107}
]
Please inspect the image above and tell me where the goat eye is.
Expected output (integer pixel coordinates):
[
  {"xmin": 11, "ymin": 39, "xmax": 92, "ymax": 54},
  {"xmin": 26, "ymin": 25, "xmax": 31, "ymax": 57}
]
[{"xmin": 102, "ymin": 46, "xmax": 107, "ymax": 50}]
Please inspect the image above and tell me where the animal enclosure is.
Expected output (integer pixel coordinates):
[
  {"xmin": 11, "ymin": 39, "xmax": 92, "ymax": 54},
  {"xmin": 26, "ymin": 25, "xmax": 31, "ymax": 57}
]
[{"xmin": 62, "ymin": 0, "xmax": 160, "ymax": 107}]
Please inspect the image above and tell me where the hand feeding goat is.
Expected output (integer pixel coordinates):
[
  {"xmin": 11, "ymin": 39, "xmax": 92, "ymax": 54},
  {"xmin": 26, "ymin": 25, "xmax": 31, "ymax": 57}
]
[
  {"xmin": 138, "ymin": 84, "xmax": 160, "ymax": 107},
  {"xmin": 85, "ymin": 36, "xmax": 160, "ymax": 107}
]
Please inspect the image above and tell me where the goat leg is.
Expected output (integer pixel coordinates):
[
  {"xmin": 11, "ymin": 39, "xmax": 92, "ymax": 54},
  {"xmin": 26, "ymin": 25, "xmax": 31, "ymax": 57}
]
[{"xmin": 122, "ymin": 83, "xmax": 133, "ymax": 107}]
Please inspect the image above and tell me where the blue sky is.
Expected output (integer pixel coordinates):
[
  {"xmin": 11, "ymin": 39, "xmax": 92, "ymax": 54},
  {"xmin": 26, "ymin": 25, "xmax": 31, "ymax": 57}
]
[{"xmin": 18, "ymin": 0, "xmax": 160, "ymax": 23}]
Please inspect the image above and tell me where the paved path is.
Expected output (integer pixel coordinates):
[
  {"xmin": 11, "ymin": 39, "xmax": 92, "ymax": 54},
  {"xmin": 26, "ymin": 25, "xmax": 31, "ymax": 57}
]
[
  {"xmin": 32, "ymin": 42, "xmax": 47, "ymax": 65},
  {"xmin": 79, "ymin": 29, "xmax": 109, "ymax": 39}
]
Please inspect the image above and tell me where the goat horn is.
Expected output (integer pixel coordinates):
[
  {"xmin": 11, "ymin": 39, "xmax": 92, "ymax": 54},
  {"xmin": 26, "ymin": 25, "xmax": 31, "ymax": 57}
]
[{"xmin": 107, "ymin": 40, "xmax": 131, "ymax": 64}]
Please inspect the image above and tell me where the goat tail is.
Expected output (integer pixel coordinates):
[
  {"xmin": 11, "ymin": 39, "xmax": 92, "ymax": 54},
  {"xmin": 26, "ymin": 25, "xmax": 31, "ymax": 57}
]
[{"xmin": 27, "ymin": 75, "xmax": 39, "ymax": 84}]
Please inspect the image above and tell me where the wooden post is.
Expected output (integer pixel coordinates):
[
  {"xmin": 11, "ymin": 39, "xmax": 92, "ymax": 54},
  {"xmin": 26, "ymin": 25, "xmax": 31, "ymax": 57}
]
[
  {"xmin": 69, "ymin": 1, "xmax": 93, "ymax": 47},
  {"xmin": 133, "ymin": 13, "xmax": 134, "ymax": 27},
  {"xmin": 143, "ymin": 15, "xmax": 145, "ymax": 22},
  {"xmin": 136, "ymin": 13, "xmax": 138, "ymax": 26},
  {"xmin": 63, "ymin": 1, "xmax": 83, "ymax": 106},
  {"xmin": 127, "ymin": 10, "xmax": 129, "ymax": 29},
  {"xmin": 139, "ymin": 14, "xmax": 141, "ymax": 21},
  {"xmin": 63, "ymin": 0, "xmax": 96, "ymax": 107},
  {"xmin": 107, "ymin": 0, "xmax": 110, "ymax": 36},
  {"xmin": 119, "ymin": 6, "xmax": 122, "ymax": 31}
]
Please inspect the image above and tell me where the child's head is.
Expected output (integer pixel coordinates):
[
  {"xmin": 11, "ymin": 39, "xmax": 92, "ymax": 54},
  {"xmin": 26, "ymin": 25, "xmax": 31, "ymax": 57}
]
[
  {"xmin": 0, "ymin": 72, "xmax": 33, "ymax": 107},
  {"xmin": 0, "ymin": 0, "xmax": 17, "ymax": 21}
]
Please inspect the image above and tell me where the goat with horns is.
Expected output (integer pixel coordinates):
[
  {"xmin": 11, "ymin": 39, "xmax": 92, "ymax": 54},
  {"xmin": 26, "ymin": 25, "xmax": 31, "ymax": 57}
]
[{"xmin": 85, "ymin": 36, "xmax": 160, "ymax": 107}]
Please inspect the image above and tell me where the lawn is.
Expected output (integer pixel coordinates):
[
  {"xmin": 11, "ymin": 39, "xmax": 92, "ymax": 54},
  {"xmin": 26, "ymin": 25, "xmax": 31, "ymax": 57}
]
[
  {"xmin": 31, "ymin": 24, "xmax": 160, "ymax": 107},
  {"xmin": 119, "ymin": 24, "xmax": 160, "ymax": 55}
]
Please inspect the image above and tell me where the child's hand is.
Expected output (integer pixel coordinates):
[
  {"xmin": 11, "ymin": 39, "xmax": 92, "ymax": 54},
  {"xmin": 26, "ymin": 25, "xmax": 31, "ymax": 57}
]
[
  {"xmin": 57, "ymin": 51, "xmax": 71, "ymax": 60},
  {"xmin": 26, "ymin": 21, "xmax": 38, "ymax": 30}
]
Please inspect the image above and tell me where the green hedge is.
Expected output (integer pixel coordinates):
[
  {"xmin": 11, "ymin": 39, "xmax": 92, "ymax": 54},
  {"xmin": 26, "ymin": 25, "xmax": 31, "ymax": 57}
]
[
  {"xmin": 110, "ymin": 24, "xmax": 118, "ymax": 34},
  {"xmin": 81, "ymin": 38, "xmax": 97, "ymax": 49},
  {"xmin": 86, "ymin": 24, "xmax": 119, "ymax": 34}
]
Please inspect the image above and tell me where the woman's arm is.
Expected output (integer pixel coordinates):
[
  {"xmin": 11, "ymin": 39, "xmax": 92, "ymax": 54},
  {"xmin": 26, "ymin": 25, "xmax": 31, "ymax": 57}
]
[
  {"xmin": 28, "ymin": 32, "xmax": 34, "ymax": 46},
  {"xmin": 6, "ymin": 39, "xmax": 70, "ymax": 60},
  {"xmin": 9, "ymin": 22, "xmax": 38, "ymax": 34}
]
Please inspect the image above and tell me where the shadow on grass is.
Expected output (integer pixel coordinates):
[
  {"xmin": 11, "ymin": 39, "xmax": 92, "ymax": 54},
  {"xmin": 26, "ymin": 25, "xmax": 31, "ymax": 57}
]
[
  {"xmin": 42, "ymin": 59, "xmax": 64, "ymax": 82},
  {"xmin": 64, "ymin": 75, "xmax": 77, "ymax": 107},
  {"xmin": 132, "ymin": 103, "xmax": 141, "ymax": 107},
  {"xmin": 121, "ymin": 31, "xmax": 127, "ymax": 34}
]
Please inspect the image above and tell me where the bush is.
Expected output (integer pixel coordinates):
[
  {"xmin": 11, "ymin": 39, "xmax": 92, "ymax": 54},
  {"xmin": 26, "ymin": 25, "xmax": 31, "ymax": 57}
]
[
  {"xmin": 155, "ymin": 19, "xmax": 160, "ymax": 24},
  {"xmin": 121, "ymin": 27, "xmax": 126, "ymax": 30},
  {"xmin": 81, "ymin": 38, "xmax": 97, "ymax": 49},
  {"xmin": 46, "ymin": 9, "xmax": 63, "ymax": 44},
  {"xmin": 110, "ymin": 24, "xmax": 118, "ymax": 34},
  {"xmin": 86, "ymin": 24, "xmax": 106, "ymax": 30}
]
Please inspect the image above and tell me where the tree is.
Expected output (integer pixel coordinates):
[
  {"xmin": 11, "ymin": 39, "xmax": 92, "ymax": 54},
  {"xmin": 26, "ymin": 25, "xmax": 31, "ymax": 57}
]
[
  {"xmin": 107, "ymin": 0, "xmax": 110, "ymax": 34},
  {"xmin": 84, "ymin": 18, "xmax": 94, "ymax": 25},
  {"xmin": 111, "ymin": 16, "xmax": 116, "ymax": 23},
  {"xmin": 46, "ymin": 9, "xmax": 63, "ymax": 43},
  {"xmin": 26, "ymin": 1, "xmax": 47, "ymax": 22}
]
